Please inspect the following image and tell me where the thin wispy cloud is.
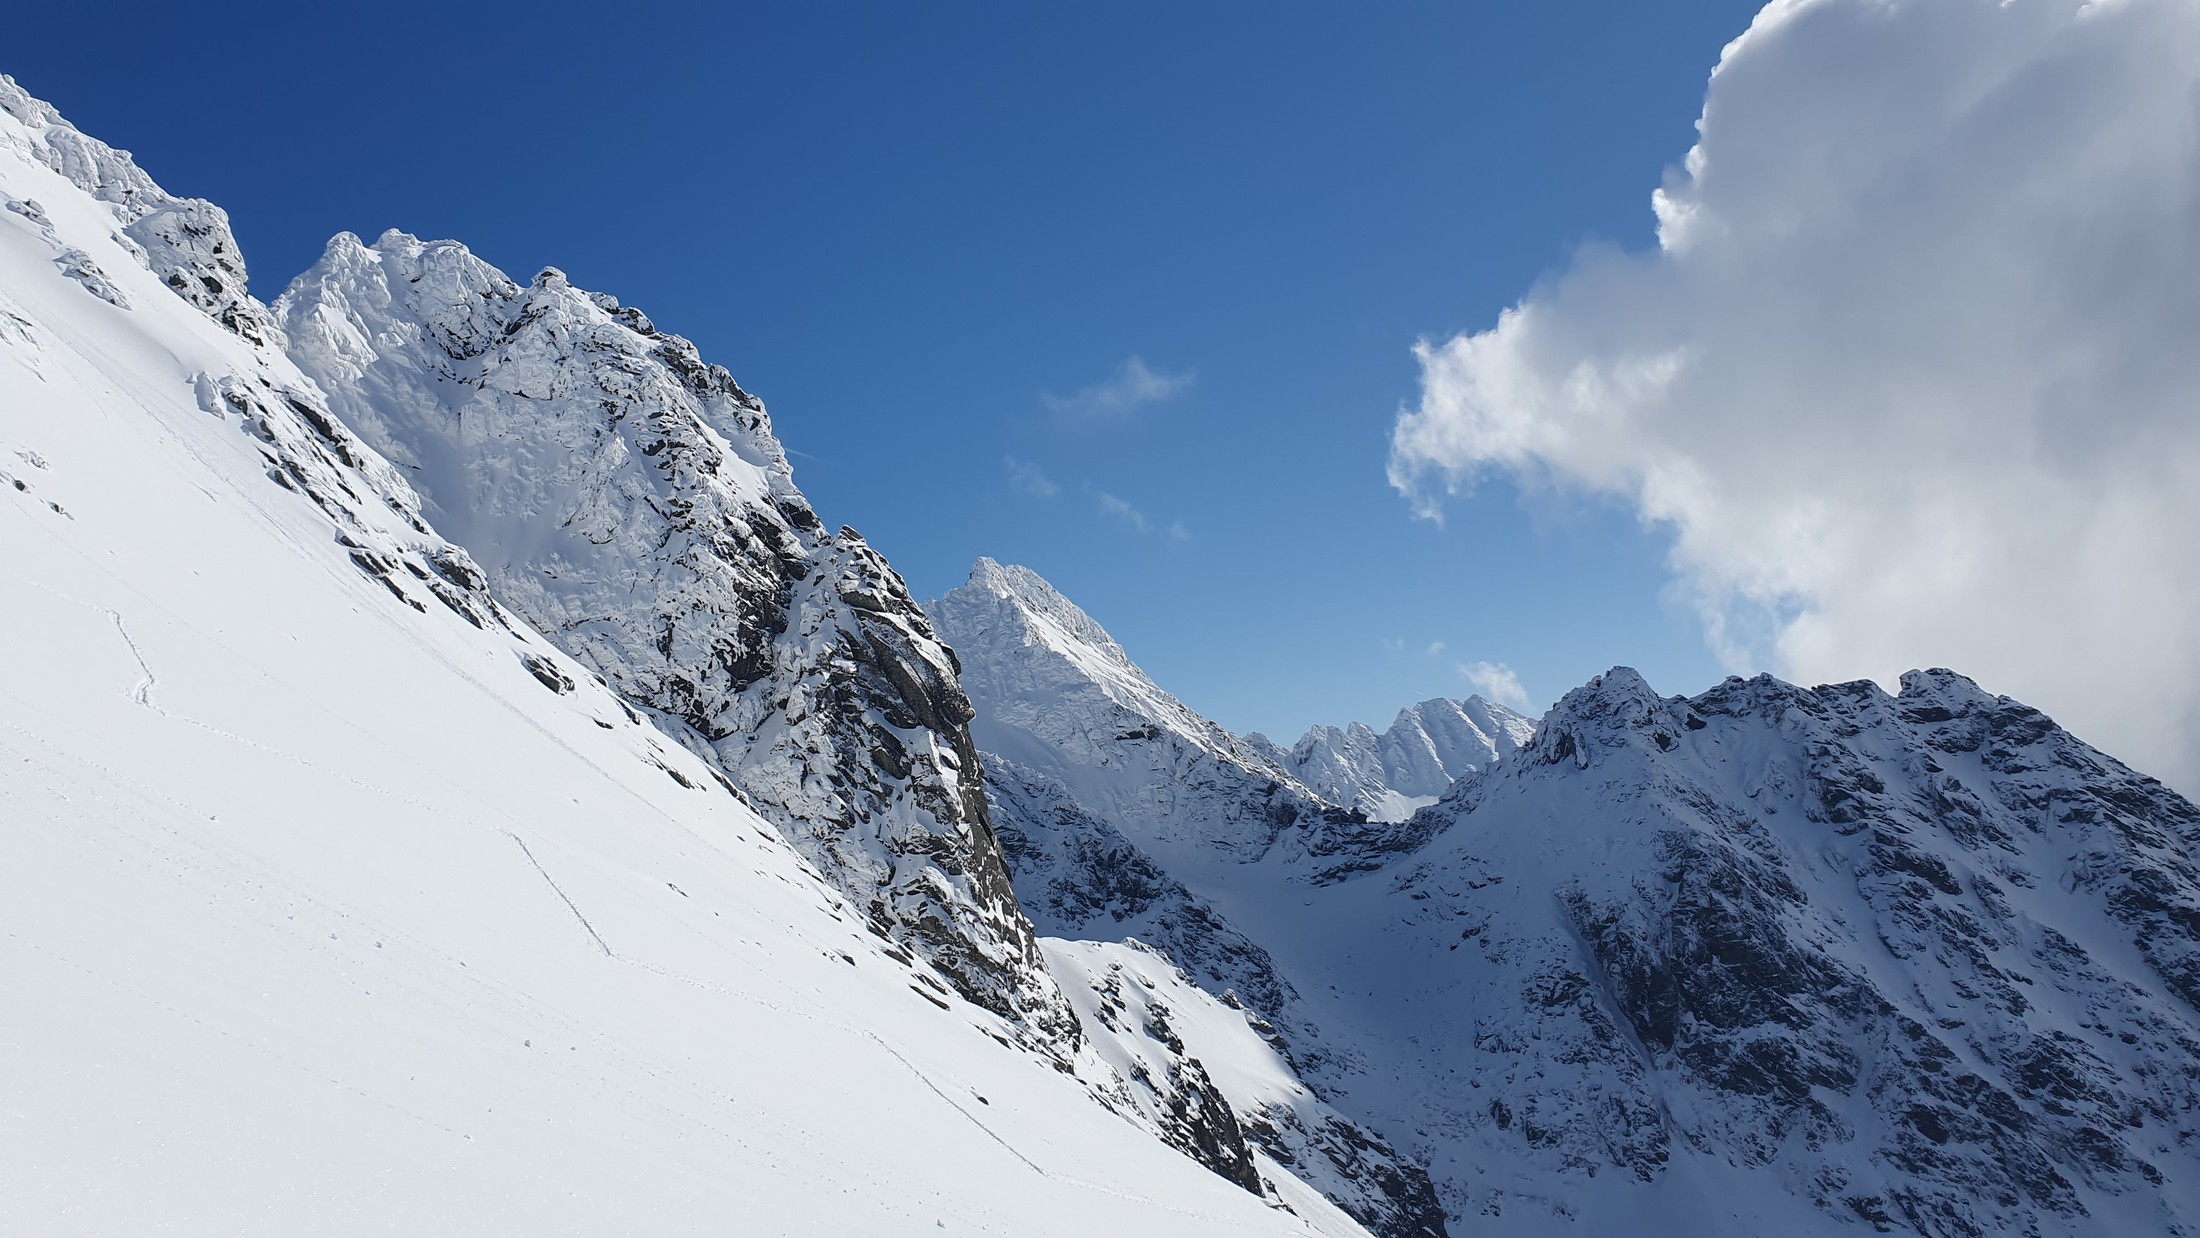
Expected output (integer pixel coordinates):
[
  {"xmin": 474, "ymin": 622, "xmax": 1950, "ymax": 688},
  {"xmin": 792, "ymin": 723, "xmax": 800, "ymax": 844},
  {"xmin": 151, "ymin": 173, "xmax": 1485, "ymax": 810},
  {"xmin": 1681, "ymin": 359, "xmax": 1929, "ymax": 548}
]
[
  {"xmin": 1096, "ymin": 491, "xmax": 1191, "ymax": 542},
  {"xmin": 1005, "ymin": 456, "xmax": 1059, "ymax": 499},
  {"xmin": 1097, "ymin": 491, "xmax": 1145, "ymax": 529},
  {"xmin": 1043, "ymin": 357, "xmax": 1192, "ymax": 429}
]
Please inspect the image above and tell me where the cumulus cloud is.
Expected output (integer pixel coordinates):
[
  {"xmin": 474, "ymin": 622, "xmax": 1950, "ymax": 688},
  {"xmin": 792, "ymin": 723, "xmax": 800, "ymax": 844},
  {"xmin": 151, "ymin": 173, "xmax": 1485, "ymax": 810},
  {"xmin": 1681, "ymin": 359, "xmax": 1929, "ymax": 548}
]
[
  {"xmin": 1389, "ymin": 0, "xmax": 2200, "ymax": 790},
  {"xmin": 1005, "ymin": 456, "xmax": 1059, "ymax": 499},
  {"xmin": 1044, "ymin": 357, "xmax": 1193, "ymax": 428},
  {"xmin": 1460, "ymin": 660, "xmax": 1530, "ymax": 710}
]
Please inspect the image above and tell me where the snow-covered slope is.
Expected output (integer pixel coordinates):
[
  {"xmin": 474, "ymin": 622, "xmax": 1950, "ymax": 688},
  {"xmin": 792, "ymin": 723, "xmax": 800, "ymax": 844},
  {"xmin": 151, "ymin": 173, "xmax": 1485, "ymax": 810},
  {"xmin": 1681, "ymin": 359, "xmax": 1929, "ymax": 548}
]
[
  {"xmin": 1340, "ymin": 668, "xmax": 2200, "ymax": 1235},
  {"xmin": 932, "ymin": 561, "xmax": 1454, "ymax": 1236},
  {"xmin": 932, "ymin": 559, "xmax": 1422, "ymax": 882},
  {"xmin": 275, "ymin": 233, "xmax": 1069, "ymax": 1045},
  {"xmin": 1276, "ymin": 696, "xmax": 1536, "ymax": 822},
  {"xmin": 1047, "ymin": 940, "xmax": 1446, "ymax": 1238},
  {"xmin": 0, "ymin": 75, "xmax": 1368, "ymax": 1237},
  {"xmin": 934, "ymin": 556, "xmax": 2200, "ymax": 1236}
]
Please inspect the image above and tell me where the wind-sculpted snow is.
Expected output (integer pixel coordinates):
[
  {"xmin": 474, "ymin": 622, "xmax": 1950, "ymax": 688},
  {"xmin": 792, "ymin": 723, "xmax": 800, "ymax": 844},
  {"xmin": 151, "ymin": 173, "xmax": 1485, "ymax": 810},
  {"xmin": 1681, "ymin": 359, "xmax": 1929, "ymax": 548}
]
[
  {"xmin": 276, "ymin": 234, "xmax": 1072, "ymax": 1047},
  {"xmin": 1278, "ymin": 696, "xmax": 1536, "ymax": 822}
]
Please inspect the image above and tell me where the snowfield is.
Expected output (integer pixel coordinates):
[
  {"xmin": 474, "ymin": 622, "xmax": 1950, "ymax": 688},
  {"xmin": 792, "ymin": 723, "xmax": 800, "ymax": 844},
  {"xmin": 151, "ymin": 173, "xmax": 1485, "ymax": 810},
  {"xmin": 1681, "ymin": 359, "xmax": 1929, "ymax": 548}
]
[
  {"xmin": 11, "ymin": 60, "xmax": 2200, "ymax": 1238},
  {"xmin": 0, "ymin": 75, "xmax": 1365, "ymax": 1238},
  {"xmin": 936, "ymin": 557, "xmax": 2200, "ymax": 1237}
]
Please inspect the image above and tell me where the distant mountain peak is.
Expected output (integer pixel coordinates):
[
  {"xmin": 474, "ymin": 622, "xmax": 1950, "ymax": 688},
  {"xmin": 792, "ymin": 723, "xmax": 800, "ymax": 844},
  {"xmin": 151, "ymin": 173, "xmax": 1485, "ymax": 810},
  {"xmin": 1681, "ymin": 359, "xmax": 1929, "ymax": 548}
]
[
  {"xmin": 936, "ymin": 558, "xmax": 1287, "ymax": 783},
  {"xmin": 1287, "ymin": 692, "xmax": 1537, "ymax": 822}
]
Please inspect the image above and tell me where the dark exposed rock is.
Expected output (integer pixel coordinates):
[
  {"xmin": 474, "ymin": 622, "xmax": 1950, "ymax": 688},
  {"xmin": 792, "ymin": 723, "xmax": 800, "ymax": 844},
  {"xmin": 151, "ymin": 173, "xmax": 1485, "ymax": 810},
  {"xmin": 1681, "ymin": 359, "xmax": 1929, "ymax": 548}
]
[
  {"xmin": 1401, "ymin": 666, "xmax": 2200, "ymax": 1234},
  {"xmin": 277, "ymin": 232, "xmax": 1077, "ymax": 1051}
]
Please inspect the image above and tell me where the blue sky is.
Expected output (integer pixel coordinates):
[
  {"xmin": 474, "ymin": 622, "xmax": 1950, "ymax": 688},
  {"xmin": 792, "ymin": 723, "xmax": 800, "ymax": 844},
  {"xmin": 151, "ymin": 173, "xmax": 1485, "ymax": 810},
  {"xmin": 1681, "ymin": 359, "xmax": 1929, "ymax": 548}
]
[{"xmin": 15, "ymin": 1, "xmax": 1765, "ymax": 741}]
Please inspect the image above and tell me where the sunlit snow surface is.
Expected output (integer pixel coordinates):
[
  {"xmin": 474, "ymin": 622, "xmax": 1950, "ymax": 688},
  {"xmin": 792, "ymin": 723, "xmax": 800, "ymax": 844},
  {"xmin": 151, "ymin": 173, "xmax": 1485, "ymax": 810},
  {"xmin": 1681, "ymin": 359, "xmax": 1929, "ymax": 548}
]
[
  {"xmin": 939, "ymin": 558, "xmax": 2200, "ymax": 1236},
  {"xmin": 0, "ymin": 78, "xmax": 1365, "ymax": 1238}
]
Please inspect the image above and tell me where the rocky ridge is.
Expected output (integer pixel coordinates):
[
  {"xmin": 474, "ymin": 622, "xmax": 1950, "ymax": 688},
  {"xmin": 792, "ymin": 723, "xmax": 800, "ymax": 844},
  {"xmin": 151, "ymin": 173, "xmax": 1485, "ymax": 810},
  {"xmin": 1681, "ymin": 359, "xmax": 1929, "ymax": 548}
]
[
  {"xmin": 276, "ymin": 235, "xmax": 1074, "ymax": 1047},
  {"xmin": 1384, "ymin": 666, "xmax": 2200, "ymax": 1234},
  {"xmin": 1, "ymin": 74, "xmax": 1358, "ymax": 1210},
  {"xmin": 931, "ymin": 560, "xmax": 1456, "ymax": 1236},
  {"xmin": 0, "ymin": 75, "xmax": 507, "ymax": 642},
  {"xmin": 933, "ymin": 555, "xmax": 2200, "ymax": 1236},
  {"xmin": 1272, "ymin": 696, "xmax": 1536, "ymax": 822}
]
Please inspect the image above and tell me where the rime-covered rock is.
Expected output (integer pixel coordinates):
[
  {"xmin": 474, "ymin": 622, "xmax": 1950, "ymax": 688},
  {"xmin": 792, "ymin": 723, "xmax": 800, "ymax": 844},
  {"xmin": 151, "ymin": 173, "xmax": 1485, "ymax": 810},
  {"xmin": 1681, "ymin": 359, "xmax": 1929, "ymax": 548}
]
[
  {"xmin": 0, "ymin": 75, "xmax": 1373, "ymax": 1238},
  {"xmin": 275, "ymin": 235, "xmax": 1073, "ymax": 1046}
]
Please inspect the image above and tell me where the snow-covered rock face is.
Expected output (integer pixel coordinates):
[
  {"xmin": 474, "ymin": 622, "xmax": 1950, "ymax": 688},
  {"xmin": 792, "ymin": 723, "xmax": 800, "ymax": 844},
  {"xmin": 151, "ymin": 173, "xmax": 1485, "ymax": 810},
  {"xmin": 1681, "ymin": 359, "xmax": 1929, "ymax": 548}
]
[
  {"xmin": 934, "ymin": 552, "xmax": 2200, "ymax": 1235},
  {"xmin": 1, "ymin": 77, "xmax": 1374, "ymax": 1237},
  {"xmin": 1366, "ymin": 667, "xmax": 2200, "ymax": 1233},
  {"xmin": 1046, "ymin": 940, "xmax": 1448, "ymax": 1238},
  {"xmin": 0, "ymin": 75, "xmax": 498, "ymax": 635},
  {"xmin": 274, "ymin": 236, "xmax": 1072, "ymax": 1045},
  {"xmin": 1281, "ymin": 696, "xmax": 1536, "ymax": 822},
  {"xmin": 933, "ymin": 561, "xmax": 1455, "ymax": 1235},
  {"xmin": 989, "ymin": 754, "xmax": 1304, "ymax": 1023},
  {"xmin": 0, "ymin": 76, "xmax": 272, "ymax": 346},
  {"xmin": 931, "ymin": 558, "xmax": 1396, "ymax": 879}
]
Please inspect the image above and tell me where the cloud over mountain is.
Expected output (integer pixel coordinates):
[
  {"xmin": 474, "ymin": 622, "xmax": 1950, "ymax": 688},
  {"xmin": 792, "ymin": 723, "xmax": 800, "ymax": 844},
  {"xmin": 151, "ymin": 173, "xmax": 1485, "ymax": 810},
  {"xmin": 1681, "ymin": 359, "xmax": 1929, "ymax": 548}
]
[{"xmin": 1390, "ymin": 0, "xmax": 2200, "ymax": 791}]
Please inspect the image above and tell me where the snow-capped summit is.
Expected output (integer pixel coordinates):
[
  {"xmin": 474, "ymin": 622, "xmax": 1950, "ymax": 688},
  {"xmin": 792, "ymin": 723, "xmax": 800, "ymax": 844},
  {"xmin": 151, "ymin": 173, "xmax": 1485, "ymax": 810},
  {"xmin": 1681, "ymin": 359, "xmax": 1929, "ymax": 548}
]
[
  {"xmin": 931, "ymin": 558, "xmax": 2200, "ymax": 1236},
  {"xmin": 1283, "ymin": 695, "xmax": 1536, "ymax": 821},
  {"xmin": 3, "ymin": 75, "xmax": 1366, "ymax": 1237},
  {"xmin": 277, "ymin": 236, "xmax": 1072, "ymax": 1045},
  {"xmin": 1362, "ymin": 664, "xmax": 2200, "ymax": 1232},
  {"xmin": 941, "ymin": 558, "xmax": 1300, "ymax": 784},
  {"xmin": 934, "ymin": 561, "xmax": 1455, "ymax": 1236},
  {"xmin": 17, "ymin": 63, "xmax": 2200, "ymax": 1238}
]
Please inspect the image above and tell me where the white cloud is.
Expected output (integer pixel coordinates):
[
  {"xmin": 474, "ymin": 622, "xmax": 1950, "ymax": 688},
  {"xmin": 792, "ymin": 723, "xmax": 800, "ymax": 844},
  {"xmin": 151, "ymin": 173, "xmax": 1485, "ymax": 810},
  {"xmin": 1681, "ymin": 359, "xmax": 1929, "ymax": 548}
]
[
  {"xmin": 1459, "ymin": 660, "xmax": 1529, "ymax": 710},
  {"xmin": 1044, "ymin": 357, "xmax": 1193, "ymax": 428},
  {"xmin": 1390, "ymin": 0, "xmax": 2200, "ymax": 790},
  {"xmin": 1097, "ymin": 491, "xmax": 1145, "ymax": 529},
  {"xmin": 1096, "ymin": 491, "xmax": 1191, "ymax": 542},
  {"xmin": 1005, "ymin": 456, "xmax": 1059, "ymax": 499}
]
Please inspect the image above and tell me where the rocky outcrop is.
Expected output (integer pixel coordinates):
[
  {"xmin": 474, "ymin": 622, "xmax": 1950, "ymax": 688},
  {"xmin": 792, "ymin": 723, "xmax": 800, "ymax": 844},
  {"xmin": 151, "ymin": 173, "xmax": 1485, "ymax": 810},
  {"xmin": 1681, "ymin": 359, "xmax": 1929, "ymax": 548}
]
[
  {"xmin": 1389, "ymin": 667, "xmax": 2200, "ymax": 1234},
  {"xmin": 276, "ymin": 234, "xmax": 1074, "ymax": 1048},
  {"xmin": 1046, "ymin": 940, "xmax": 1448, "ymax": 1238},
  {"xmin": 1, "ymin": 76, "xmax": 273, "ymax": 345},
  {"xmin": 0, "ymin": 75, "xmax": 503, "ymax": 639}
]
